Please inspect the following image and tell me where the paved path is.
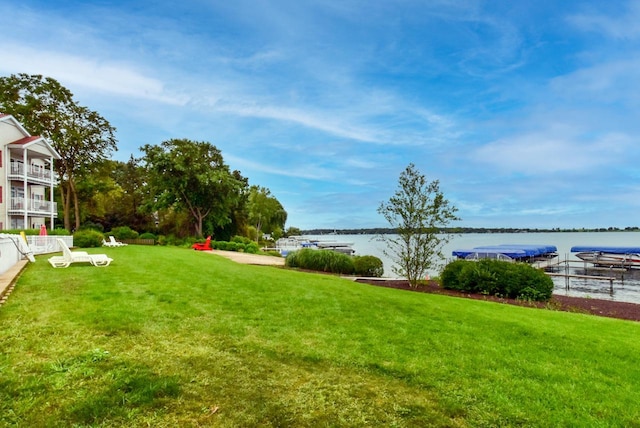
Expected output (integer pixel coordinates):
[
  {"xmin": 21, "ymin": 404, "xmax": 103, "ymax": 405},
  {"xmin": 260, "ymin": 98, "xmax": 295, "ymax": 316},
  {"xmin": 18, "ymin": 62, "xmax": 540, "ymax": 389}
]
[
  {"xmin": 209, "ymin": 250, "xmax": 285, "ymax": 266},
  {"xmin": 0, "ymin": 260, "xmax": 29, "ymax": 305}
]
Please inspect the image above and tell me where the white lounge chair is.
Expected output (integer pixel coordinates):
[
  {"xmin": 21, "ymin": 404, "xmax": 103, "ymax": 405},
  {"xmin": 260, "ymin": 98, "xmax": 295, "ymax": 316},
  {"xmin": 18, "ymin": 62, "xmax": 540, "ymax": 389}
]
[
  {"xmin": 48, "ymin": 239, "xmax": 113, "ymax": 268},
  {"xmin": 103, "ymin": 235, "xmax": 127, "ymax": 247}
]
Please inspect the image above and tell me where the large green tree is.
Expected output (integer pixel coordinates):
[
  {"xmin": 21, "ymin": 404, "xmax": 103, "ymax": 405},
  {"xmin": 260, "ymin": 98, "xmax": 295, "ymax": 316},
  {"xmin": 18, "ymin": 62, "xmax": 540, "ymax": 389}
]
[
  {"xmin": 378, "ymin": 163, "xmax": 460, "ymax": 287},
  {"xmin": 247, "ymin": 185, "xmax": 287, "ymax": 241},
  {"xmin": 140, "ymin": 139, "xmax": 246, "ymax": 237},
  {"xmin": 83, "ymin": 158, "xmax": 154, "ymax": 232},
  {"xmin": 0, "ymin": 73, "xmax": 117, "ymax": 230}
]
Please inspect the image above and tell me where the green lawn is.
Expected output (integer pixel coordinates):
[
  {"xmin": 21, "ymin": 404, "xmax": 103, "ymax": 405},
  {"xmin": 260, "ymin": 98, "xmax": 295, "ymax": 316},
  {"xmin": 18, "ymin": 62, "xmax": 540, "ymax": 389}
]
[{"xmin": 2, "ymin": 245, "xmax": 640, "ymax": 427}]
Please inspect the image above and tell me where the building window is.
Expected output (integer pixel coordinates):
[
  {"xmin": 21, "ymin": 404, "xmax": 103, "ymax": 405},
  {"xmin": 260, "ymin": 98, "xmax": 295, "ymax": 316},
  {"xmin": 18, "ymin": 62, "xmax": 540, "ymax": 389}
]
[{"xmin": 0, "ymin": 186, "xmax": 2, "ymax": 203}]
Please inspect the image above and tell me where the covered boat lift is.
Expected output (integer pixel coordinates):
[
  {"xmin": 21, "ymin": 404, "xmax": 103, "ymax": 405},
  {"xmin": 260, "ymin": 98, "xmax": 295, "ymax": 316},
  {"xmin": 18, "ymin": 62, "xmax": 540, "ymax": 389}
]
[
  {"xmin": 452, "ymin": 244, "xmax": 558, "ymax": 262},
  {"xmin": 570, "ymin": 246, "xmax": 640, "ymax": 269}
]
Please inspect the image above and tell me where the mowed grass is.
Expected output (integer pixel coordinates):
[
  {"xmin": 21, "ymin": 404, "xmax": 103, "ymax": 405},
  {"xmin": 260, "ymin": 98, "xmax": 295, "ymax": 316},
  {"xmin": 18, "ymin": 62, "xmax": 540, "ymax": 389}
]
[{"xmin": 2, "ymin": 246, "xmax": 640, "ymax": 427}]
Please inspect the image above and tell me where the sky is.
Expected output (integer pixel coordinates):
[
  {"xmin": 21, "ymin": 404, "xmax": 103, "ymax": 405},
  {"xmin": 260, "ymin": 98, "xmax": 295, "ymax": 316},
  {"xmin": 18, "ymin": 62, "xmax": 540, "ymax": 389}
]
[{"xmin": 1, "ymin": 0, "xmax": 639, "ymax": 230}]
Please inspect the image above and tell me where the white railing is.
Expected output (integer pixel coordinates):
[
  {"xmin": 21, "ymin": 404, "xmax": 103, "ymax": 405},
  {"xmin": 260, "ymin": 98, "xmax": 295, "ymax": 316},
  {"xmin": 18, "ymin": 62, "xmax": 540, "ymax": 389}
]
[
  {"xmin": 0, "ymin": 235, "xmax": 73, "ymax": 275},
  {"xmin": 9, "ymin": 162, "xmax": 53, "ymax": 183},
  {"xmin": 26, "ymin": 236, "xmax": 72, "ymax": 255},
  {"xmin": 9, "ymin": 198, "xmax": 58, "ymax": 215}
]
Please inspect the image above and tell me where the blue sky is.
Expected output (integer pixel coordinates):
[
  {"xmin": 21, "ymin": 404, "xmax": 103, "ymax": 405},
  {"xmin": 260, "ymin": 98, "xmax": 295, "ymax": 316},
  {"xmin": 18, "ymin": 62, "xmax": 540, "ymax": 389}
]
[{"xmin": 1, "ymin": 1, "xmax": 639, "ymax": 230}]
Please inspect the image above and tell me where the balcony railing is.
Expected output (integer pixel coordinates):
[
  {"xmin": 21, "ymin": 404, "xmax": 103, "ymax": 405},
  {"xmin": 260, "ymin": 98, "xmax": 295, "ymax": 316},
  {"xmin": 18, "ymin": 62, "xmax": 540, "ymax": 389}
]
[
  {"xmin": 9, "ymin": 197, "xmax": 58, "ymax": 216},
  {"xmin": 9, "ymin": 162, "xmax": 54, "ymax": 183}
]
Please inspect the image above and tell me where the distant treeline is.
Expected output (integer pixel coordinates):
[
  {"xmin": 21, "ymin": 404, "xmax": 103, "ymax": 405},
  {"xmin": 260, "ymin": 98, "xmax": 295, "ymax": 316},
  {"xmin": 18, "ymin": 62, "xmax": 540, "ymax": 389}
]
[{"xmin": 302, "ymin": 226, "xmax": 640, "ymax": 235}]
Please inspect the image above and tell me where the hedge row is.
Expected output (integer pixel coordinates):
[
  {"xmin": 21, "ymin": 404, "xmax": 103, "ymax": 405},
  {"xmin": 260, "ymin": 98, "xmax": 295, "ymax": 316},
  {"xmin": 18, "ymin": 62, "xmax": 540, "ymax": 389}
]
[
  {"xmin": 73, "ymin": 228, "xmax": 155, "ymax": 248},
  {"xmin": 285, "ymin": 249, "xmax": 383, "ymax": 277},
  {"xmin": 440, "ymin": 259, "xmax": 554, "ymax": 301},
  {"xmin": 211, "ymin": 240, "xmax": 260, "ymax": 254}
]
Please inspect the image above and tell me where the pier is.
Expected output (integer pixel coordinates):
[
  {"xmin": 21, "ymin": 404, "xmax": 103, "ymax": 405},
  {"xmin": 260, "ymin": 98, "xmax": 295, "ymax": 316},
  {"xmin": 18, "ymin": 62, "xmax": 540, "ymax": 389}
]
[{"xmin": 535, "ymin": 257, "xmax": 633, "ymax": 294}]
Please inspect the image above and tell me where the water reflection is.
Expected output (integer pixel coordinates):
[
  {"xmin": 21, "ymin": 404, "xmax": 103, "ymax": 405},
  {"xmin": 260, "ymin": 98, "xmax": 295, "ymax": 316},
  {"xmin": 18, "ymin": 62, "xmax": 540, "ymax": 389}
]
[{"xmin": 548, "ymin": 263, "xmax": 640, "ymax": 303}]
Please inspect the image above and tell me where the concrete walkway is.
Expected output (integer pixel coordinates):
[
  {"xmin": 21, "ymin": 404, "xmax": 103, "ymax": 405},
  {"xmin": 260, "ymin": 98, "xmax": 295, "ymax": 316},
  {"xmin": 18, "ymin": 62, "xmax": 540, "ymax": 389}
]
[
  {"xmin": 209, "ymin": 250, "xmax": 285, "ymax": 266},
  {"xmin": 0, "ymin": 260, "xmax": 29, "ymax": 305}
]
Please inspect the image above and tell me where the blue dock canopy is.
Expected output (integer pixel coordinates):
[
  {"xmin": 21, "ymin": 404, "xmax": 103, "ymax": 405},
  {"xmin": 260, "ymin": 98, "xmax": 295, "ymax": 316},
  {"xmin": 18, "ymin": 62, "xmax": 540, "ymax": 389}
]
[
  {"xmin": 570, "ymin": 246, "xmax": 640, "ymax": 254},
  {"xmin": 452, "ymin": 244, "xmax": 557, "ymax": 260}
]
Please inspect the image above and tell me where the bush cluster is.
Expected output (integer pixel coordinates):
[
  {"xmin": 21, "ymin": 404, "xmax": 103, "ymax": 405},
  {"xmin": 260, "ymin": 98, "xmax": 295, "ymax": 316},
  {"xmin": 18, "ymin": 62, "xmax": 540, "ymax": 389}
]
[
  {"xmin": 2, "ymin": 228, "xmax": 70, "ymax": 236},
  {"xmin": 285, "ymin": 249, "xmax": 384, "ymax": 277},
  {"xmin": 353, "ymin": 255, "xmax": 384, "ymax": 277},
  {"xmin": 108, "ymin": 226, "xmax": 139, "ymax": 240},
  {"xmin": 139, "ymin": 232, "xmax": 157, "ymax": 240},
  {"xmin": 441, "ymin": 259, "xmax": 554, "ymax": 301},
  {"xmin": 212, "ymin": 236, "xmax": 260, "ymax": 253},
  {"xmin": 73, "ymin": 230, "xmax": 104, "ymax": 248}
]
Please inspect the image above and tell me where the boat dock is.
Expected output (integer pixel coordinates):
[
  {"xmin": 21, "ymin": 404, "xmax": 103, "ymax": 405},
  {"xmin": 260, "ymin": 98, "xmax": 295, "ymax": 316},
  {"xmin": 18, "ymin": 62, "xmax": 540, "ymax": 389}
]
[{"xmin": 535, "ymin": 257, "xmax": 633, "ymax": 293}]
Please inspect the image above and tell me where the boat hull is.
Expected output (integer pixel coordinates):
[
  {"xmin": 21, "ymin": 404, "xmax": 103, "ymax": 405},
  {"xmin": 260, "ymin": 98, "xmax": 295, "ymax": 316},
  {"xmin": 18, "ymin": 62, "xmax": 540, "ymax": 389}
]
[{"xmin": 575, "ymin": 252, "xmax": 640, "ymax": 268}]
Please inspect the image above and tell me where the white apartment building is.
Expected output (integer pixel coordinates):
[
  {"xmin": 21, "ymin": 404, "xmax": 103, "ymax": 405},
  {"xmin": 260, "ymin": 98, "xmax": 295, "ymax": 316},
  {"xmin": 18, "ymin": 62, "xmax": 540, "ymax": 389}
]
[{"xmin": 0, "ymin": 113, "xmax": 60, "ymax": 230}]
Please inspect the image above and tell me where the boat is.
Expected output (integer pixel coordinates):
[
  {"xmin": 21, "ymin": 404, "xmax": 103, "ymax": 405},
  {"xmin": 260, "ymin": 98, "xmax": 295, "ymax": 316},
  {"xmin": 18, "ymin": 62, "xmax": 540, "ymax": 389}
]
[
  {"xmin": 452, "ymin": 244, "xmax": 558, "ymax": 262},
  {"xmin": 570, "ymin": 246, "xmax": 640, "ymax": 269},
  {"xmin": 275, "ymin": 236, "xmax": 355, "ymax": 256}
]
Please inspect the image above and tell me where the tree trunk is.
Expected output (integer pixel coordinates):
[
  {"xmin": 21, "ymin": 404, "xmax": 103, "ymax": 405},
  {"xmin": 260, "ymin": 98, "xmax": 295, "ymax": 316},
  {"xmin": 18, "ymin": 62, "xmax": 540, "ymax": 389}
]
[
  {"xmin": 60, "ymin": 182, "xmax": 72, "ymax": 231},
  {"xmin": 255, "ymin": 219, "xmax": 262, "ymax": 241},
  {"xmin": 70, "ymin": 179, "xmax": 81, "ymax": 231},
  {"xmin": 195, "ymin": 210, "xmax": 204, "ymax": 237}
]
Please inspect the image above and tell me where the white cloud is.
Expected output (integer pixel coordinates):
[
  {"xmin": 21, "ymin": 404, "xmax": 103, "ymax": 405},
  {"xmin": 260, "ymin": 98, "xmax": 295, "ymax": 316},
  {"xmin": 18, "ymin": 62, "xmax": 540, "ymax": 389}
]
[
  {"xmin": 568, "ymin": 1, "xmax": 640, "ymax": 40},
  {"xmin": 472, "ymin": 131, "xmax": 633, "ymax": 175},
  {"xmin": 225, "ymin": 153, "xmax": 337, "ymax": 181},
  {"xmin": 548, "ymin": 57, "xmax": 640, "ymax": 108},
  {"xmin": 0, "ymin": 44, "xmax": 188, "ymax": 105}
]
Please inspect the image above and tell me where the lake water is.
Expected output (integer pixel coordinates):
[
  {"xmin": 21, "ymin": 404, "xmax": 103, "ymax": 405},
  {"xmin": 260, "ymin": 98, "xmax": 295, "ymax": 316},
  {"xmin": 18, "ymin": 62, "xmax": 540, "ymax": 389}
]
[{"xmin": 306, "ymin": 232, "xmax": 640, "ymax": 304}]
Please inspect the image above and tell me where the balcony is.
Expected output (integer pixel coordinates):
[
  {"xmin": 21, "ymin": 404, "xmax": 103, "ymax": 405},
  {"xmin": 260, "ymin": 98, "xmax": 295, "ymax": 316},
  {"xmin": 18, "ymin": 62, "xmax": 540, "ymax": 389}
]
[
  {"xmin": 8, "ymin": 197, "xmax": 58, "ymax": 217},
  {"xmin": 9, "ymin": 162, "xmax": 54, "ymax": 185}
]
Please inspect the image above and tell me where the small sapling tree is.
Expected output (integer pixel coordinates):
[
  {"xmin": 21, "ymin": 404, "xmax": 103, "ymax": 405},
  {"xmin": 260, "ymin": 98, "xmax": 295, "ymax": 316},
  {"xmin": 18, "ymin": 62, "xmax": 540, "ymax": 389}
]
[{"xmin": 378, "ymin": 163, "xmax": 460, "ymax": 287}]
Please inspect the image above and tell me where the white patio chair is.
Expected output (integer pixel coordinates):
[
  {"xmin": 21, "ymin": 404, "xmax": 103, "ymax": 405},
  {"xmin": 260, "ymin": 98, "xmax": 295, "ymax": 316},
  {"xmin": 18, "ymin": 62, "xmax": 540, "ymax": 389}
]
[
  {"xmin": 108, "ymin": 236, "xmax": 127, "ymax": 247},
  {"xmin": 48, "ymin": 239, "xmax": 113, "ymax": 268}
]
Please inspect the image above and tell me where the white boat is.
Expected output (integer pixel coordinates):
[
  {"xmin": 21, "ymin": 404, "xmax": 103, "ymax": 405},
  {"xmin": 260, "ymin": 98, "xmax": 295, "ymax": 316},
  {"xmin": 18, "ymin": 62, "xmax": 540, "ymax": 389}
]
[
  {"xmin": 571, "ymin": 246, "xmax": 640, "ymax": 269},
  {"xmin": 275, "ymin": 236, "xmax": 355, "ymax": 256}
]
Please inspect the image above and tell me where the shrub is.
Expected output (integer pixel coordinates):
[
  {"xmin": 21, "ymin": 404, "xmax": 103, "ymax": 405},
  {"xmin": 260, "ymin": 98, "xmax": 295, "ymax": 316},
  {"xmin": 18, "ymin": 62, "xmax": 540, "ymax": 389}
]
[
  {"xmin": 210, "ymin": 238, "xmax": 261, "ymax": 254},
  {"xmin": 51, "ymin": 228, "xmax": 71, "ymax": 236},
  {"xmin": 139, "ymin": 232, "xmax": 157, "ymax": 240},
  {"xmin": 285, "ymin": 249, "xmax": 355, "ymax": 275},
  {"xmin": 439, "ymin": 259, "xmax": 467, "ymax": 292},
  {"xmin": 157, "ymin": 235, "xmax": 185, "ymax": 246},
  {"xmin": 73, "ymin": 230, "xmax": 104, "ymax": 248},
  {"xmin": 108, "ymin": 226, "xmax": 139, "ymax": 240},
  {"xmin": 441, "ymin": 259, "xmax": 554, "ymax": 301},
  {"xmin": 212, "ymin": 241, "xmax": 239, "ymax": 251},
  {"xmin": 231, "ymin": 235, "xmax": 252, "ymax": 245},
  {"xmin": 244, "ymin": 242, "xmax": 260, "ymax": 254},
  {"xmin": 353, "ymin": 255, "xmax": 384, "ymax": 277},
  {"xmin": 2, "ymin": 228, "xmax": 70, "ymax": 236}
]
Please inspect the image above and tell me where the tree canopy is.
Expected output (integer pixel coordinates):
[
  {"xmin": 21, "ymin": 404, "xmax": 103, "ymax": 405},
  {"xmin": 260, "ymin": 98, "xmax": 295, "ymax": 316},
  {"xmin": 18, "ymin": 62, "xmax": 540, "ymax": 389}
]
[
  {"xmin": 140, "ymin": 139, "xmax": 247, "ymax": 237},
  {"xmin": 0, "ymin": 73, "xmax": 117, "ymax": 230},
  {"xmin": 247, "ymin": 186, "xmax": 287, "ymax": 240},
  {"xmin": 0, "ymin": 73, "xmax": 292, "ymax": 239}
]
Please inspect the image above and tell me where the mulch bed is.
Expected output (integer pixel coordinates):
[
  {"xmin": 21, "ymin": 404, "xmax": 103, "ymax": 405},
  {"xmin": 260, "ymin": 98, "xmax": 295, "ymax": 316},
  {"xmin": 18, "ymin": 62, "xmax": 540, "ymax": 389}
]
[{"xmin": 354, "ymin": 278, "xmax": 640, "ymax": 322}]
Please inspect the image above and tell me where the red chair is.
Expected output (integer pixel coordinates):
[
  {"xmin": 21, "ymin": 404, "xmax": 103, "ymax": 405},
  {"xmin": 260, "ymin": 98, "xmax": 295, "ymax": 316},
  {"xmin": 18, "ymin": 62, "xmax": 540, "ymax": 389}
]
[{"xmin": 192, "ymin": 236, "xmax": 212, "ymax": 251}]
